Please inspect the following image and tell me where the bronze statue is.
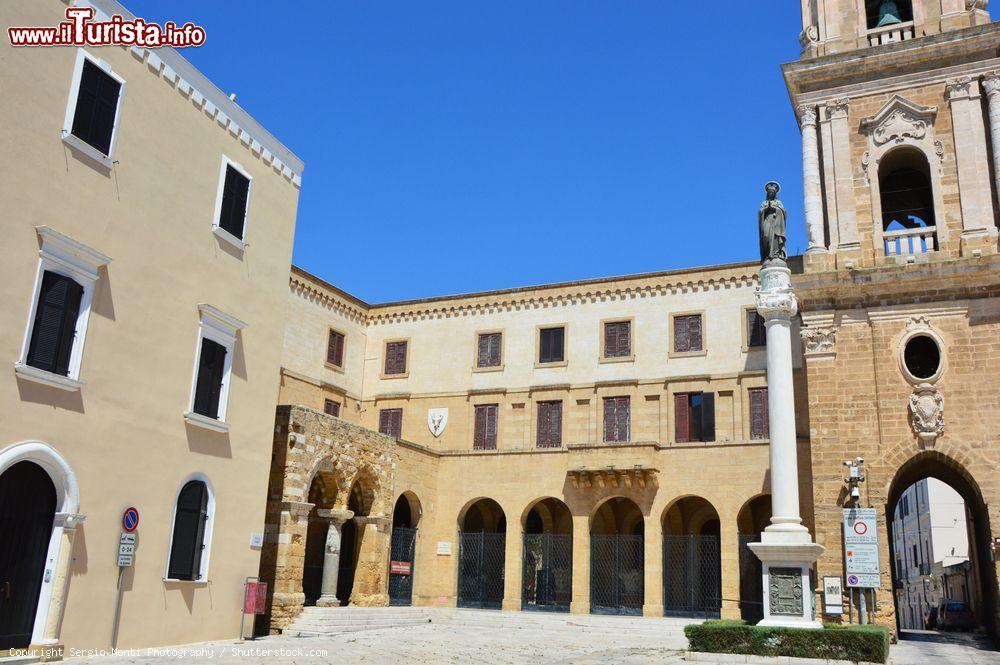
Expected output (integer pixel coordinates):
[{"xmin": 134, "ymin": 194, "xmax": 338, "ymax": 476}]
[{"xmin": 759, "ymin": 181, "xmax": 787, "ymax": 267}]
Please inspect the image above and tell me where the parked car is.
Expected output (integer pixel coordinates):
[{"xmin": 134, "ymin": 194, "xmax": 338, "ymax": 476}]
[
  {"xmin": 924, "ymin": 606, "xmax": 938, "ymax": 630},
  {"xmin": 936, "ymin": 600, "xmax": 975, "ymax": 631}
]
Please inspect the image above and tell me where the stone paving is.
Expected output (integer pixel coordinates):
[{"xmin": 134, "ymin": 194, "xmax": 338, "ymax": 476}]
[{"xmin": 57, "ymin": 622, "xmax": 998, "ymax": 665}]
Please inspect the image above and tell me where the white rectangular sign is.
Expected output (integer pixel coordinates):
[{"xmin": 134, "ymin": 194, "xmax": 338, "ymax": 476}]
[
  {"xmin": 118, "ymin": 543, "xmax": 135, "ymax": 556},
  {"xmin": 120, "ymin": 532, "xmax": 136, "ymax": 544},
  {"xmin": 436, "ymin": 541, "xmax": 452, "ymax": 556},
  {"xmin": 843, "ymin": 508, "xmax": 880, "ymax": 588},
  {"xmin": 117, "ymin": 554, "xmax": 134, "ymax": 567},
  {"xmin": 822, "ymin": 576, "xmax": 844, "ymax": 615}
]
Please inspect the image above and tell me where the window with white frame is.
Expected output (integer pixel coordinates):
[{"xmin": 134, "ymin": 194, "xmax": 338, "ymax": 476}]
[
  {"xmin": 184, "ymin": 304, "xmax": 246, "ymax": 432},
  {"xmin": 16, "ymin": 226, "xmax": 111, "ymax": 391},
  {"xmin": 211, "ymin": 156, "xmax": 252, "ymax": 247},
  {"xmin": 62, "ymin": 49, "xmax": 125, "ymax": 169},
  {"xmin": 166, "ymin": 476, "xmax": 215, "ymax": 582}
]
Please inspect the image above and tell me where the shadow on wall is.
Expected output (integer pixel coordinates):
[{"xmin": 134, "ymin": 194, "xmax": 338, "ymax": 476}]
[
  {"xmin": 16, "ymin": 379, "xmax": 85, "ymax": 414},
  {"xmin": 185, "ymin": 422, "xmax": 232, "ymax": 459}
]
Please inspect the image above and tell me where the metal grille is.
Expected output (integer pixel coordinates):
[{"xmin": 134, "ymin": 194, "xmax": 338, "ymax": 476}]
[
  {"xmin": 590, "ymin": 534, "xmax": 644, "ymax": 615},
  {"xmin": 522, "ymin": 533, "xmax": 572, "ymax": 612},
  {"xmin": 739, "ymin": 533, "xmax": 763, "ymax": 623},
  {"xmin": 662, "ymin": 534, "xmax": 721, "ymax": 618},
  {"xmin": 457, "ymin": 532, "xmax": 506, "ymax": 609},
  {"xmin": 389, "ymin": 527, "xmax": 417, "ymax": 606}
]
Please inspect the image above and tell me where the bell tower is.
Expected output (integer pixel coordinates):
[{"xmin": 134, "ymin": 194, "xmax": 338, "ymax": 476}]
[{"xmin": 786, "ymin": 1, "xmax": 998, "ymax": 271}]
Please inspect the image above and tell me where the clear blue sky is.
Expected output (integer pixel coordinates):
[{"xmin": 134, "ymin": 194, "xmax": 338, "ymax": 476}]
[{"xmin": 128, "ymin": 1, "xmax": 805, "ymax": 303}]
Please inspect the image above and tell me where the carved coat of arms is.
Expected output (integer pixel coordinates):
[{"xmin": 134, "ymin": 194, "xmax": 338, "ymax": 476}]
[
  {"xmin": 909, "ymin": 385, "xmax": 944, "ymax": 445},
  {"xmin": 427, "ymin": 408, "xmax": 448, "ymax": 437}
]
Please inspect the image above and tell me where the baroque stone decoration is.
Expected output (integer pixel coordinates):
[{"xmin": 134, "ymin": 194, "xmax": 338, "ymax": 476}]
[
  {"xmin": 800, "ymin": 327, "xmax": 836, "ymax": 358},
  {"xmin": 945, "ymin": 76, "xmax": 975, "ymax": 100},
  {"xmin": 860, "ymin": 95, "xmax": 937, "ymax": 147},
  {"xmin": 258, "ymin": 405, "xmax": 396, "ymax": 630},
  {"xmin": 909, "ymin": 384, "xmax": 945, "ymax": 445},
  {"xmin": 567, "ymin": 467, "xmax": 658, "ymax": 490},
  {"xmin": 769, "ymin": 567, "xmax": 804, "ymax": 617}
]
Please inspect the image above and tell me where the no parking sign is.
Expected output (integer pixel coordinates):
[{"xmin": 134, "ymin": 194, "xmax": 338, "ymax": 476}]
[{"xmin": 122, "ymin": 506, "xmax": 140, "ymax": 532}]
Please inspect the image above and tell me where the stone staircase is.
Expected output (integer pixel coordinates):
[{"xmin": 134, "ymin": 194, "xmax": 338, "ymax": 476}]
[{"xmin": 283, "ymin": 605, "xmax": 698, "ymax": 638}]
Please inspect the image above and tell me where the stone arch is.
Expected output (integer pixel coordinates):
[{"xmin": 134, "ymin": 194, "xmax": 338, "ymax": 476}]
[
  {"xmin": 736, "ymin": 493, "xmax": 771, "ymax": 623},
  {"xmin": 884, "ymin": 450, "xmax": 998, "ymax": 639},
  {"xmin": 661, "ymin": 495, "xmax": 721, "ymax": 536},
  {"xmin": 521, "ymin": 496, "xmax": 572, "ymax": 535},
  {"xmin": 392, "ymin": 491, "xmax": 422, "ymax": 529},
  {"xmin": 737, "ymin": 494, "xmax": 772, "ymax": 535},
  {"xmin": 661, "ymin": 495, "xmax": 723, "ymax": 618},
  {"xmin": 591, "ymin": 496, "xmax": 644, "ymax": 536},
  {"xmin": 458, "ymin": 497, "xmax": 506, "ymax": 533}
]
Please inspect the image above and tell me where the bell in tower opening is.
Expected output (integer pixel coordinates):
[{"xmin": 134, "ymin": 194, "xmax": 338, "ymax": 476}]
[{"xmin": 875, "ymin": 0, "xmax": 903, "ymax": 27}]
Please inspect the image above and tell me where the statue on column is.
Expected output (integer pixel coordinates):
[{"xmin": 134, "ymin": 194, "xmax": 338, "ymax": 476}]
[{"xmin": 759, "ymin": 181, "xmax": 787, "ymax": 268}]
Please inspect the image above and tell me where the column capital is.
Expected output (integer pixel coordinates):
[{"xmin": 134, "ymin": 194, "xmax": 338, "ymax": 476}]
[
  {"xmin": 53, "ymin": 512, "xmax": 86, "ymax": 530},
  {"xmin": 945, "ymin": 76, "xmax": 979, "ymax": 102},
  {"xmin": 755, "ymin": 267, "xmax": 798, "ymax": 320},
  {"xmin": 983, "ymin": 71, "xmax": 1000, "ymax": 98},
  {"xmin": 316, "ymin": 508, "xmax": 354, "ymax": 525},
  {"xmin": 281, "ymin": 500, "xmax": 314, "ymax": 519},
  {"xmin": 824, "ymin": 97, "xmax": 849, "ymax": 119},
  {"xmin": 797, "ymin": 104, "xmax": 818, "ymax": 128}
]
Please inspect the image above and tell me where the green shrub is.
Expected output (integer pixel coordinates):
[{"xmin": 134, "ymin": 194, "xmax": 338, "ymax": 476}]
[{"xmin": 684, "ymin": 621, "xmax": 890, "ymax": 663}]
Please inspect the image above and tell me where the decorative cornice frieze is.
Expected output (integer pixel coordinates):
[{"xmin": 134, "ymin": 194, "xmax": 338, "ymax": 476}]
[
  {"xmin": 945, "ymin": 76, "xmax": 978, "ymax": 101},
  {"xmin": 800, "ymin": 327, "xmax": 836, "ymax": 359},
  {"xmin": 291, "ymin": 276, "xmax": 370, "ymax": 324}
]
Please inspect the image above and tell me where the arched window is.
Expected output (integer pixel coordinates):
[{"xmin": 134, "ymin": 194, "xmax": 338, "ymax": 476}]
[
  {"xmin": 865, "ymin": 1, "xmax": 913, "ymax": 30},
  {"xmin": 167, "ymin": 479, "xmax": 214, "ymax": 581},
  {"xmin": 879, "ymin": 147, "xmax": 937, "ymax": 255}
]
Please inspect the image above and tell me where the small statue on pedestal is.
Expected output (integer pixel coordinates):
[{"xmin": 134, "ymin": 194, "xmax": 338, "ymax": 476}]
[{"xmin": 759, "ymin": 181, "xmax": 787, "ymax": 268}]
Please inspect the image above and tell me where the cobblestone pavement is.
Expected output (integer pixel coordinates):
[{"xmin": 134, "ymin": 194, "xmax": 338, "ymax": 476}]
[{"xmin": 59, "ymin": 623, "xmax": 999, "ymax": 664}]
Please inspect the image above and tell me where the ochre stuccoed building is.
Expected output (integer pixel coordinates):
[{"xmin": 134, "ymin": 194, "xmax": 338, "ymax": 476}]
[
  {"xmin": 260, "ymin": 0, "xmax": 1000, "ymax": 643},
  {"xmin": 0, "ymin": 0, "xmax": 302, "ymax": 655}
]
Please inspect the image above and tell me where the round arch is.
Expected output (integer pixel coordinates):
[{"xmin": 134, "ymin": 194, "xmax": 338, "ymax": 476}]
[
  {"xmin": 661, "ymin": 495, "xmax": 723, "ymax": 619},
  {"xmin": 457, "ymin": 497, "xmax": 506, "ymax": 533},
  {"xmin": 590, "ymin": 496, "xmax": 644, "ymax": 536},
  {"xmin": 0, "ymin": 441, "xmax": 79, "ymax": 515},
  {"xmin": 456, "ymin": 498, "xmax": 507, "ymax": 609},
  {"xmin": 521, "ymin": 496, "xmax": 572, "ymax": 535},
  {"xmin": 737, "ymin": 494, "xmax": 772, "ymax": 535},
  {"xmin": 884, "ymin": 451, "xmax": 997, "ymax": 639},
  {"xmin": 661, "ymin": 495, "xmax": 721, "ymax": 536},
  {"xmin": 392, "ymin": 491, "xmax": 422, "ymax": 529}
]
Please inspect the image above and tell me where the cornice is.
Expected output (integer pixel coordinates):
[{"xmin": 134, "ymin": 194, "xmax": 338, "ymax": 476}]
[
  {"xmin": 290, "ymin": 274, "xmax": 370, "ymax": 324},
  {"xmin": 81, "ymin": 0, "xmax": 303, "ymax": 187}
]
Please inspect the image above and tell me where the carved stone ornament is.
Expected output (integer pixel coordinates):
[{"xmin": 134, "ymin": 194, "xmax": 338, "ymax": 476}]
[
  {"xmin": 427, "ymin": 408, "xmax": 448, "ymax": 437},
  {"xmin": 909, "ymin": 383, "xmax": 944, "ymax": 445},
  {"xmin": 801, "ymin": 327, "xmax": 836, "ymax": 357},
  {"xmin": 945, "ymin": 76, "xmax": 975, "ymax": 100},
  {"xmin": 983, "ymin": 72, "xmax": 1000, "ymax": 97},
  {"xmin": 860, "ymin": 95, "xmax": 937, "ymax": 147},
  {"xmin": 799, "ymin": 25, "xmax": 819, "ymax": 48},
  {"xmin": 769, "ymin": 567, "xmax": 804, "ymax": 617}
]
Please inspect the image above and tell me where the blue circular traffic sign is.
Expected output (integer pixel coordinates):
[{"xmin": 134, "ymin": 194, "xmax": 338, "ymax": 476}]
[{"xmin": 122, "ymin": 506, "xmax": 139, "ymax": 532}]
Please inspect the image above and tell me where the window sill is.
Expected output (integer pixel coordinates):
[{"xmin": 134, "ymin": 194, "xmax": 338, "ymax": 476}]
[
  {"xmin": 184, "ymin": 411, "xmax": 230, "ymax": 433},
  {"xmin": 534, "ymin": 360, "xmax": 568, "ymax": 369},
  {"xmin": 669, "ymin": 349, "xmax": 708, "ymax": 359},
  {"xmin": 743, "ymin": 345, "xmax": 766, "ymax": 353},
  {"xmin": 599, "ymin": 355, "xmax": 635, "ymax": 364},
  {"xmin": 163, "ymin": 578, "xmax": 209, "ymax": 586},
  {"xmin": 212, "ymin": 225, "xmax": 246, "ymax": 252},
  {"xmin": 472, "ymin": 365, "xmax": 504, "ymax": 373},
  {"xmin": 324, "ymin": 361, "xmax": 346, "ymax": 374},
  {"xmin": 14, "ymin": 363, "xmax": 84, "ymax": 392},
  {"xmin": 379, "ymin": 372, "xmax": 410, "ymax": 380},
  {"xmin": 62, "ymin": 132, "xmax": 114, "ymax": 170}
]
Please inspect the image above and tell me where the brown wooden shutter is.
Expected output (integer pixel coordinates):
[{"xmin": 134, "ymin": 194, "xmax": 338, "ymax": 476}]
[
  {"xmin": 618, "ymin": 397, "xmax": 630, "ymax": 442},
  {"xmin": 750, "ymin": 388, "xmax": 769, "ymax": 439},
  {"xmin": 385, "ymin": 341, "xmax": 407, "ymax": 375},
  {"xmin": 379, "ymin": 409, "xmax": 391, "ymax": 435},
  {"xmin": 604, "ymin": 321, "xmax": 631, "ymax": 358},
  {"xmin": 327, "ymin": 331, "xmax": 345, "ymax": 366},
  {"xmin": 688, "ymin": 315, "xmax": 703, "ymax": 351},
  {"xmin": 474, "ymin": 404, "xmax": 497, "ymax": 450},
  {"xmin": 474, "ymin": 405, "xmax": 487, "ymax": 449},
  {"xmin": 603, "ymin": 398, "xmax": 616, "ymax": 442},
  {"xmin": 477, "ymin": 333, "xmax": 501, "ymax": 368},
  {"xmin": 674, "ymin": 317, "xmax": 689, "ymax": 353},
  {"xmin": 537, "ymin": 401, "xmax": 562, "ymax": 448},
  {"xmin": 674, "ymin": 394, "xmax": 690, "ymax": 443},
  {"xmin": 485, "ymin": 405, "xmax": 497, "ymax": 449},
  {"xmin": 379, "ymin": 408, "xmax": 402, "ymax": 438}
]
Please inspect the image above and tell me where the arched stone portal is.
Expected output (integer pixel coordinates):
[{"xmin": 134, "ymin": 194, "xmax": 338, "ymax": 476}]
[
  {"xmin": 590, "ymin": 497, "xmax": 644, "ymax": 615},
  {"xmin": 457, "ymin": 498, "xmax": 506, "ymax": 609},
  {"xmin": 259, "ymin": 406, "xmax": 393, "ymax": 632},
  {"xmin": 522, "ymin": 498, "xmax": 572, "ymax": 612},
  {"xmin": 389, "ymin": 493, "xmax": 421, "ymax": 605},
  {"xmin": 886, "ymin": 452, "xmax": 997, "ymax": 639},
  {"xmin": 662, "ymin": 496, "xmax": 722, "ymax": 618}
]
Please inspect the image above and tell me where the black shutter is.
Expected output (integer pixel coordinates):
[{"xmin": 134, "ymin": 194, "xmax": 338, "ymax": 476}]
[
  {"xmin": 748, "ymin": 310, "xmax": 767, "ymax": 348},
  {"xmin": 701, "ymin": 392, "xmax": 716, "ymax": 442},
  {"xmin": 540, "ymin": 327, "xmax": 564, "ymax": 363},
  {"xmin": 193, "ymin": 338, "xmax": 227, "ymax": 419},
  {"xmin": 168, "ymin": 481, "xmax": 208, "ymax": 581},
  {"xmin": 71, "ymin": 59, "xmax": 121, "ymax": 155},
  {"xmin": 219, "ymin": 166, "xmax": 250, "ymax": 240},
  {"xmin": 26, "ymin": 271, "xmax": 84, "ymax": 376}
]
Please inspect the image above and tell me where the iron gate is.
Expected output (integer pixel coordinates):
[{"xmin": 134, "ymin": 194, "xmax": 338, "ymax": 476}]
[
  {"xmin": 457, "ymin": 532, "xmax": 506, "ymax": 609},
  {"xmin": 522, "ymin": 533, "xmax": 572, "ymax": 612},
  {"xmin": 738, "ymin": 533, "xmax": 763, "ymax": 623},
  {"xmin": 590, "ymin": 534, "xmax": 644, "ymax": 615},
  {"xmin": 662, "ymin": 534, "xmax": 721, "ymax": 618},
  {"xmin": 389, "ymin": 527, "xmax": 417, "ymax": 606}
]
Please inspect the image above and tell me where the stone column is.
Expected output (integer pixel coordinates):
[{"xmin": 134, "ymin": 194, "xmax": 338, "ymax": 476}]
[
  {"xmin": 748, "ymin": 265, "xmax": 824, "ymax": 629},
  {"xmin": 569, "ymin": 514, "xmax": 590, "ymax": 615},
  {"xmin": 642, "ymin": 514, "xmax": 663, "ymax": 617},
  {"xmin": 350, "ymin": 515, "xmax": 391, "ymax": 606},
  {"xmin": 946, "ymin": 76, "xmax": 996, "ymax": 252},
  {"xmin": 982, "ymin": 72, "xmax": 1000, "ymax": 222},
  {"xmin": 315, "ymin": 509, "xmax": 354, "ymax": 607},
  {"xmin": 799, "ymin": 105, "xmax": 826, "ymax": 253},
  {"xmin": 502, "ymin": 518, "xmax": 522, "ymax": 611}
]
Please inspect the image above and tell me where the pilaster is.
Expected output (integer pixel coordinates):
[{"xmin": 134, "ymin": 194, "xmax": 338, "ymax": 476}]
[
  {"xmin": 826, "ymin": 99, "xmax": 862, "ymax": 266},
  {"xmin": 569, "ymin": 515, "xmax": 590, "ymax": 614}
]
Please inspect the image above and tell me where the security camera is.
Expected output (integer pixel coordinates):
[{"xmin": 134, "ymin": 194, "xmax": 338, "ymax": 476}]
[
  {"xmin": 856, "ymin": 457, "xmax": 865, "ymax": 464},
  {"xmin": 851, "ymin": 486, "xmax": 861, "ymax": 500}
]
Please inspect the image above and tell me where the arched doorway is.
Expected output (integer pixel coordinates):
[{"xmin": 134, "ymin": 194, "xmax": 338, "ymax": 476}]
[
  {"xmin": 886, "ymin": 453, "xmax": 996, "ymax": 640},
  {"xmin": 302, "ymin": 467, "xmax": 338, "ymax": 606},
  {"xmin": 457, "ymin": 498, "xmax": 506, "ymax": 609},
  {"xmin": 590, "ymin": 497, "xmax": 644, "ymax": 615},
  {"xmin": 337, "ymin": 478, "xmax": 375, "ymax": 606},
  {"xmin": 662, "ymin": 496, "xmax": 722, "ymax": 618},
  {"xmin": 0, "ymin": 461, "xmax": 57, "ymax": 649},
  {"xmin": 878, "ymin": 147, "xmax": 937, "ymax": 256},
  {"xmin": 522, "ymin": 498, "xmax": 572, "ymax": 612},
  {"xmin": 389, "ymin": 492, "xmax": 421, "ymax": 606},
  {"xmin": 737, "ymin": 494, "xmax": 772, "ymax": 623}
]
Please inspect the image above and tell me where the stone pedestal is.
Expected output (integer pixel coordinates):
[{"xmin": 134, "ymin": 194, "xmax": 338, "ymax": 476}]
[
  {"xmin": 748, "ymin": 266, "xmax": 825, "ymax": 629},
  {"xmin": 315, "ymin": 508, "xmax": 354, "ymax": 607}
]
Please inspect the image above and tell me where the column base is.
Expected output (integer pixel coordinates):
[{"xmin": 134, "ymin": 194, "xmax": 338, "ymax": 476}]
[
  {"xmin": 642, "ymin": 603, "xmax": 664, "ymax": 617},
  {"xmin": 748, "ymin": 538, "xmax": 825, "ymax": 630},
  {"xmin": 315, "ymin": 595, "xmax": 340, "ymax": 607},
  {"xmin": 960, "ymin": 228, "xmax": 998, "ymax": 258},
  {"xmin": 501, "ymin": 598, "xmax": 521, "ymax": 611},
  {"xmin": 569, "ymin": 601, "xmax": 590, "ymax": 615}
]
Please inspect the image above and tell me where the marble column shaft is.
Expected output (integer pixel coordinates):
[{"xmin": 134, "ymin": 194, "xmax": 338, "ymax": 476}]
[
  {"xmin": 799, "ymin": 105, "xmax": 825, "ymax": 252},
  {"xmin": 983, "ymin": 72, "xmax": 1000, "ymax": 217},
  {"xmin": 316, "ymin": 508, "xmax": 353, "ymax": 607}
]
